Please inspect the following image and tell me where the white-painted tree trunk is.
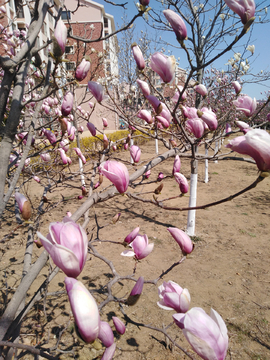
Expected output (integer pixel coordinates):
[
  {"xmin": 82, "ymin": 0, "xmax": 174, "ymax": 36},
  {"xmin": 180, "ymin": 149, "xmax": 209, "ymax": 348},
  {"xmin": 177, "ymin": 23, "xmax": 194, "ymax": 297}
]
[
  {"xmin": 79, "ymin": 158, "xmax": 85, "ymax": 186},
  {"xmin": 204, "ymin": 144, "xmax": 208, "ymax": 183},
  {"xmin": 186, "ymin": 159, "xmax": 198, "ymax": 236},
  {"xmin": 130, "ymin": 138, "xmax": 134, "ymax": 164}
]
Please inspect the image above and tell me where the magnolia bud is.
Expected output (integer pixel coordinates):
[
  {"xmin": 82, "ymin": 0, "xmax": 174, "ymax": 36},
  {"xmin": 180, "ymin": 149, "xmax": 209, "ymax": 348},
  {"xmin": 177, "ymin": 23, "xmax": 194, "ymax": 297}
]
[
  {"xmin": 127, "ymin": 276, "xmax": 144, "ymax": 305},
  {"xmin": 111, "ymin": 212, "xmax": 121, "ymax": 224},
  {"xmin": 154, "ymin": 183, "xmax": 164, "ymax": 194}
]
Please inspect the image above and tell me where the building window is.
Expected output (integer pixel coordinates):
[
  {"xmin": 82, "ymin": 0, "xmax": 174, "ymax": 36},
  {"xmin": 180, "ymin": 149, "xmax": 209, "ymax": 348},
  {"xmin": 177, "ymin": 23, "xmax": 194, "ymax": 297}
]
[
  {"xmin": 66, "ymin": 62, "xmax": 75, "ymax": 71},
  {"xmin": 104, "ymin": 17, "xmax": 108, "ymax": 28},
  {"xmin": 15, "ymin": 0, "xmax": 24, "ymax": 18},
  {"xmin": 65, "ymin": 45, "xmax": 74, "ymax": 54},
  {"xmin": 61, "ymin": 11, "xmax": 71, "ymax": 20}
]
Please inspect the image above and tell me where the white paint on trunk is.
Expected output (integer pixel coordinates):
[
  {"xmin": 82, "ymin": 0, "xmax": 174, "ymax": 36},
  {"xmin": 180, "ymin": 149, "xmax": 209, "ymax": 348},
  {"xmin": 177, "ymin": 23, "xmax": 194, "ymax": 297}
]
[
  {"xmin": 186, "ymin": 172, "xmax": 198, "ymax": 236},
  {"xmin": 130, "ymin": 138, "xmax": 134, "ymax": 164},
  {"xmin": 79, "ymin": 158, "xmax": 85, "ymax": 186}
]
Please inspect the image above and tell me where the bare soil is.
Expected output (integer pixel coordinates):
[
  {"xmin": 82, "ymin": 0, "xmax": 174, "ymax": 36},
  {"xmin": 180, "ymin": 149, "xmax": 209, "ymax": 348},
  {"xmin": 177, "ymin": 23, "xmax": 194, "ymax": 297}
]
[{"xmin": 1, "ymin": 138, "xmax": 270, "ymax": 360}]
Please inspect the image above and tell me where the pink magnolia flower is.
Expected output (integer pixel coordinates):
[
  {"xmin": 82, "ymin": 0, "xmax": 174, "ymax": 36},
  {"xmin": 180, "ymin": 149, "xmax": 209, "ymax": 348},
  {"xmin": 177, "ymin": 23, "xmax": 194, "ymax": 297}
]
[
  {"xmin": 232, "ymin": 80, "xmax": 242, "ymax": 94},
  {"xmin": 137, "ymin": 109, "xmax": 153, "ymax": 124},
  {"xmin": 144, "ymin": 169, "xmax": 151, "ymax": 179},
  {"xmin": 102, "ymin": 117, "xmax": 108, "ymax": 127},
  {"xmin": 67, "ymin": 156, "xmax": 72, "ymax": 165},
  {"xmin": 43, "ymin": 129, "xmax": 57, "ymax": 145},
  {"xmin": 186, "ymin": 118, "xmax": 205, "ymax": 138},
  {"xmin": 101, "ymin": 343, "xmax": 116, "ymax": 360},
  {"xmin": 127, "ymin": 276, "xmax": 144, "ymax": 305},
  {"xmin": 136, "ymin": 79, "xmax": 150, "ymax": 97},
  {"xmin": 163, "ymin": 9, "xmax": 187, "ymax": 41},
  {"xmin": 112, "ymin": 317, "xmax": 125, "ymax": 335},
  {"xmin": 132, "ymin": 44, "xmax": 145, "ymax": 70},
  {"xmin": 156, "ymin": 115, "xmax": 170, "ymax": 128},
  {"xmin": 37, "ymin": 217, "xmax": 88, "ymax": 278},
  {"xmin": 121, "ymin": 234, "xmax": 154, "ymax": 260},
  {"xmin": 88, "ymin": 81, "xmax": 107, "ymax": 102},
  {"xmin": 172, "ymin": 86, "xmax": 187, "ymax": 103},
  {"xmin": 67, "ymin": 123, "xmax": 76, "ymax": 141},
  {"xmin": 98, "ymin": 321, "xmax": 114, "ymax": 348},
  {"xmin": 182, "ymin": 106, "xmax": 198, "ymax": 119},
  {"xmin": 200, "ymin": 107, "xmax": 218, "ymax": 131},
  {"xmin": 40, "ymin": 153, "xmax": 51, "ymax": 162},
  {"xmin": 54, "ymin": 19, "xmax": 67, "ymax": 55},
  {"xmin": 73, "ymin": 148, "xmax": 86, "ymax": 164},
  {"xmin": 173, "ymin": 308, "xmax": 228, "ymax": 360},
  {"xmin": 14, "ymin": 192, "xmax": 31, "ymax": 220},
  {"xmin": 0, "ymin": 5, "xmax": 6, "ymax": 13},
  {"xmin": 124, "ymin": 227, "xmax": 140, "ymax": 244},
  {"xmin": 224, "ymin": 0, "xmax": 255, "ymax": 24},
  {"xmin": 75, "ymin": 58, "xmax": 91, "ymax": 81},
  {"xmin": 174, "ymin": 172, "xmax": 189, "ymax": 193},
  {"xmin": 159, "ymin": 102, "xmax": 171, "ymax": 122},
  {"xmin": 173, "ymin": 155, "xmax": 181, "ymax": 174},
  {"xmin": 33, "ymin": 176, "xmax": 40, "ymax": 183},
  {"xmin": 147, "ymin": 95, "xmax": 161, "ymax": 113},
  {"xmin": 225, "ymin": 123, "xmax": 232, "ymax": 135},
  {"xmin": 235, "ymin": 120, "xmax": 250, "ymax": 133},
  {"xmin": 99, "ymin": 160, "xmax": 129, "ymax": 193},
  {"xmin": 130, "ymin": 276, "xmax": 144, "ymax": 297},
  {"xmin": 65, "ymin": 277, "xmax": 100, "ymax": 343},
  {"xmin": 130, "ymin": 145, "xmax": 141, "ymax": 163},
  {"xmin": 60, "ymin": 139, "xmax": 69, "ymax": 152},
  {"xmin": 103, "ymin": 134, "xmax": 109, "ymax": 149},
  {"xmin": 87, "ymin": 122, "xmax": 96, "ymax": 136},
  {"xmin": 157, "ymin": 172, "xmax": 164, "ymax": 181},
  {"xmin": 233, "ymin": 95, "xmax": 257, "ymax": 117},
  {"xmin": 167, "ymin": 227, "xmax": 194, "ymax": 254},
  {"xmin": 61, "ymin": 91, "xmax": 74, "ymax": 116},
  {"xmin": 225, "ymin": 129, "xmax": 270, "ymax": 171},
  {"xmin": 150, "ymin": 52, "xmax": 176, "ymax": 83},
  {"xmin": 194, "ymin": 84, "xmax": 208, "ymax": 97},
  {"xmin": 157, "ymin": 281, "xmax": 191, "ymax": 313}
]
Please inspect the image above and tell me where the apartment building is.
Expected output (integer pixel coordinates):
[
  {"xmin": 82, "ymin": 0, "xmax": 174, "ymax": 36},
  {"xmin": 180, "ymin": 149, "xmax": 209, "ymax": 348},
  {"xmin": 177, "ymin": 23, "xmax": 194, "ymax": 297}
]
[
  {"xmin": 63, "ymin": 0, "xmax": 118, "ymax": 83},
  {"xmin": 62, "ymin": 0, "xmax": 119, "ymax": 129},
  {"xmin": 0, "ymin": 0, "xmax": 61, "ymax": 61},
  {"xmin": 0, "ymin": 0, "xmax": 119, "ymax": 130}
]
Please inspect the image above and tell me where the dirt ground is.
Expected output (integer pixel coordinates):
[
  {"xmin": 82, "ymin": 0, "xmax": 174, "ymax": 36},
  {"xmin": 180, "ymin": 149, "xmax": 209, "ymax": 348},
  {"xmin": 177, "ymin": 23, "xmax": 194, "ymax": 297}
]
[{"xmin": 1, "ymin": 137, "xmax": 270, "ymax": 360}]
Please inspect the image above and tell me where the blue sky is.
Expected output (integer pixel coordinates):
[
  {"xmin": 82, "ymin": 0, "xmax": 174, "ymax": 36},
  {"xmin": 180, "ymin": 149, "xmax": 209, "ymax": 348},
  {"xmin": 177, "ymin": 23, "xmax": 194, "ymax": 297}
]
[{"xmin": 99, "ymin": 0, "xmax": 270, "ymax": 100}]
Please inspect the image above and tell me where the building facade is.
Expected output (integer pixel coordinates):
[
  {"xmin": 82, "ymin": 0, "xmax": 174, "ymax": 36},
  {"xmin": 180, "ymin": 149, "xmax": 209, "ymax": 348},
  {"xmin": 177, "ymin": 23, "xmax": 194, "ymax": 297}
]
[
  {"xmin": 0, "ymin": 0, "xmax": 119, "ymax": 130},
  {"xmin": 0, "ymin": 0, "xmax": 61, "ymax": 61}
]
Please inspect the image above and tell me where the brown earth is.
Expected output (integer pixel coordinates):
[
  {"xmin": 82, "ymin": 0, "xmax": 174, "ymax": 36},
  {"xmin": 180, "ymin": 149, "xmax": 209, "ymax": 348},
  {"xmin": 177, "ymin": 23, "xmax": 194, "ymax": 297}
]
[{"xmin": 0, "ymin": 137, "xmax": 270, "ymax": 360}]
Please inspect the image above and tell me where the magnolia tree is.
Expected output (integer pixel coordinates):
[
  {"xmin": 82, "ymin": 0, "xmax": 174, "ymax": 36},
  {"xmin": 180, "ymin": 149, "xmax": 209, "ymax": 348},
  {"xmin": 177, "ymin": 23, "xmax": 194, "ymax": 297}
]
[{"xmin": 0, "ymin": 0, "xmax": 270, "ymax": 359}]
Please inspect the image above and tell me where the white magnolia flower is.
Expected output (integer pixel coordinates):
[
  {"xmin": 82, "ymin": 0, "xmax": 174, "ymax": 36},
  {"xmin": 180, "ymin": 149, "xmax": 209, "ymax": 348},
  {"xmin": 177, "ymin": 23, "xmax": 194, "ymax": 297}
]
[
  {"xmin": 225, "ymin": 58, "xmax": 234, "ymax": 66},
  {"xmin": 219, "ymin": 14, "xmax": 225, "ymax": 20},
  {"xmin": 246, "ymin": 45, "xmax": 255, "ymax": 55},
  {"xmin": 234, "ymin": 53, "xmax": 241, "ymax": 62}
]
